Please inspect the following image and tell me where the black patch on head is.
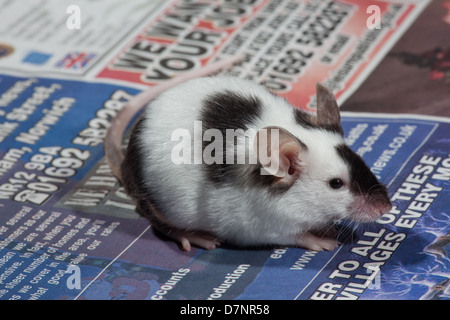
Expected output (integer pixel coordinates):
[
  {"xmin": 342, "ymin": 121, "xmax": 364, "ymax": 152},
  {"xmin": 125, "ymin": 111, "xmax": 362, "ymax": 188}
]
[
  {"xmin": 335, "ymin": 144, "xmax": 387, "ymax": 195},
  {"xmin": 200, "ymin": 90, "xmax": 262, "ymax": 184},
  {"xmin": 322, "ymin": 123, "xmax": 344, "ymax": 136},
  {"xmin": 293, "ymin": 108, "xmax": 316, "ymax": 129},
  {"xmin": 293, "ymin": 108, "xmax": 344, "ymax": 136}
]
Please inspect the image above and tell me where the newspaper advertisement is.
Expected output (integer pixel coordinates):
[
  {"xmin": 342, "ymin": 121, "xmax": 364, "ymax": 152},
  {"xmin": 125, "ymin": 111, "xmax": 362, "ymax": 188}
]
[
  {"xmin": 96, "ymin": 0, "xmax": 429, "ymax": 108},
  {"xmin": 1, "ymin": 0, "xmax": 447, "ymax": 301}
]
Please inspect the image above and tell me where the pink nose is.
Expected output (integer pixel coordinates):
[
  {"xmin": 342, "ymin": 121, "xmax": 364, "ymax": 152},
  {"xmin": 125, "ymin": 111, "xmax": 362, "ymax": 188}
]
[
  {"xmin": 377, "ymin": 201, "xmax": 392, "ymax": 216},
  {"xmin": 351, "ymin": 195, "xmax": 393, "ymax": 223}
]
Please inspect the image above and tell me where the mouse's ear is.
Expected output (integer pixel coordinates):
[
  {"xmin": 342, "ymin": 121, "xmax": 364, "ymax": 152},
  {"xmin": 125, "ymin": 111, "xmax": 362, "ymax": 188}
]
[
  {"xmin": 315, "ymin": 83, "xmax": 343, "ymax": 135},
  {"xmin": 254, "ymin": 126, "xmax": 306, "ymax": 186}
]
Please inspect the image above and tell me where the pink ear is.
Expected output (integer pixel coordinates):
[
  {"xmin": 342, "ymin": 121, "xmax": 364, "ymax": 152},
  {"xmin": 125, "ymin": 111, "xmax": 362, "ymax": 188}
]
[{"xmin": 254, "ymin": 126, "xmax": 305, "ymax": 186}]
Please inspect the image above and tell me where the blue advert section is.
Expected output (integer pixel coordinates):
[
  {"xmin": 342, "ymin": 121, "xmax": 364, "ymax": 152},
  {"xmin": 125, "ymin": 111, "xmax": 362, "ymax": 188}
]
[
  {"xmin": 0, "ymin": 74, "xmax": 140, "ymax": 205},
  {"xmin": 0, "ymin": 73, "xmax": 449, "ymax": 300},
  {"xmin": 238, "ymin": 114, "xmax": 449, "ymax": 300}
]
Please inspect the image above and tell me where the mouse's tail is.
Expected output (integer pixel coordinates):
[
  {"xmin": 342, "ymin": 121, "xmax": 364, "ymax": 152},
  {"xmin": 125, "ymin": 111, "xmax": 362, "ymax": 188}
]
[{"xmin": 104, "ymin": 55, "xmax": 243, "ymax": 183}]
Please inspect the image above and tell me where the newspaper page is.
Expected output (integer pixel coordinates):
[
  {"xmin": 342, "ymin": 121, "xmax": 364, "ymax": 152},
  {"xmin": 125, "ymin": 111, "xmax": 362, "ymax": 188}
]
[
  {"xmin": 1, "ymin": 0, "xmax": 448, "ymax": 302},
  {"xmin": 0, "ymin": 0, "xmax": 164, "ymax": 76}
]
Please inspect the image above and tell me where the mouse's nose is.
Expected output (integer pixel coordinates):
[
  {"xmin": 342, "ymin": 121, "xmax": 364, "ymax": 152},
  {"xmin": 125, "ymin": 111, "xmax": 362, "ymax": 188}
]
[{"xmin": 378, "ymin": 201, "xmax": 392, "ymax": 215}]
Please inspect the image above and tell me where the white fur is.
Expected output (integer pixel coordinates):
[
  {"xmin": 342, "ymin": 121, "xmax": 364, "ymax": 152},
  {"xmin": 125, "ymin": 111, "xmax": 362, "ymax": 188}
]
[{"xmin": 138, "ymin": 76, "xmax": 355, "ymax": 246}]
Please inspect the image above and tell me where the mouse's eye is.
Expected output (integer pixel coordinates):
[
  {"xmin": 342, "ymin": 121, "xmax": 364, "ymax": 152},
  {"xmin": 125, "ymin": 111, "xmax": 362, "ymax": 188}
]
[{"xmin": 329, "ymin": 178, "xmax": 344, "ymax": 189}]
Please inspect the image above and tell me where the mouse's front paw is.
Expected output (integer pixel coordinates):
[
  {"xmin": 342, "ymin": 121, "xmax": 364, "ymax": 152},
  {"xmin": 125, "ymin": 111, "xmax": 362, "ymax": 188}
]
[{"xmin": 296, "ymin": 231, "xmax": 339, "ymax": 252}]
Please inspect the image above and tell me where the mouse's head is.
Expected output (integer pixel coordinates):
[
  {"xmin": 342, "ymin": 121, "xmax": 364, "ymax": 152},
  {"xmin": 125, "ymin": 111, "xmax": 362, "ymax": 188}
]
[{"xmin": 254, "ymin": 83, "xmax": 392, "ymax": 225}]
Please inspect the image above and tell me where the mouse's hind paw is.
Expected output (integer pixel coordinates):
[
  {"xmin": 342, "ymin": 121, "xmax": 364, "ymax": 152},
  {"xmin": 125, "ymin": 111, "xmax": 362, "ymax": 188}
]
[
  {"xmin": 157, "ymin": 226, "xmax": 221, "ymax": 251},
  {"xmin": 178, "ymin": 231, "xmax": 222, "ymax": 251}
]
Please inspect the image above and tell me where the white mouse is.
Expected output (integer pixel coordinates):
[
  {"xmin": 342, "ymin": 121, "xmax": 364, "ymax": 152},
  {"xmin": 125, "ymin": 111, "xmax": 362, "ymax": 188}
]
[{"xmin": 105, "ymin": 63, "xmax": 392, "ymax": 252}]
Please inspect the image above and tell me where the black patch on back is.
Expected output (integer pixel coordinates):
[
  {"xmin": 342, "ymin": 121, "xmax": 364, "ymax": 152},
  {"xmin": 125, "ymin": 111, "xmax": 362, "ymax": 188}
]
[
  {"xmin": 200, "ymin": 90, "xmax": 262, "ymax": 184},
  {"xmin": 335, "ymin": 144, "xmax": 386, "ymax": 195},
  {"xmin": 201, "ymin": 90, "xmax": 262, "ymax": 133}
]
